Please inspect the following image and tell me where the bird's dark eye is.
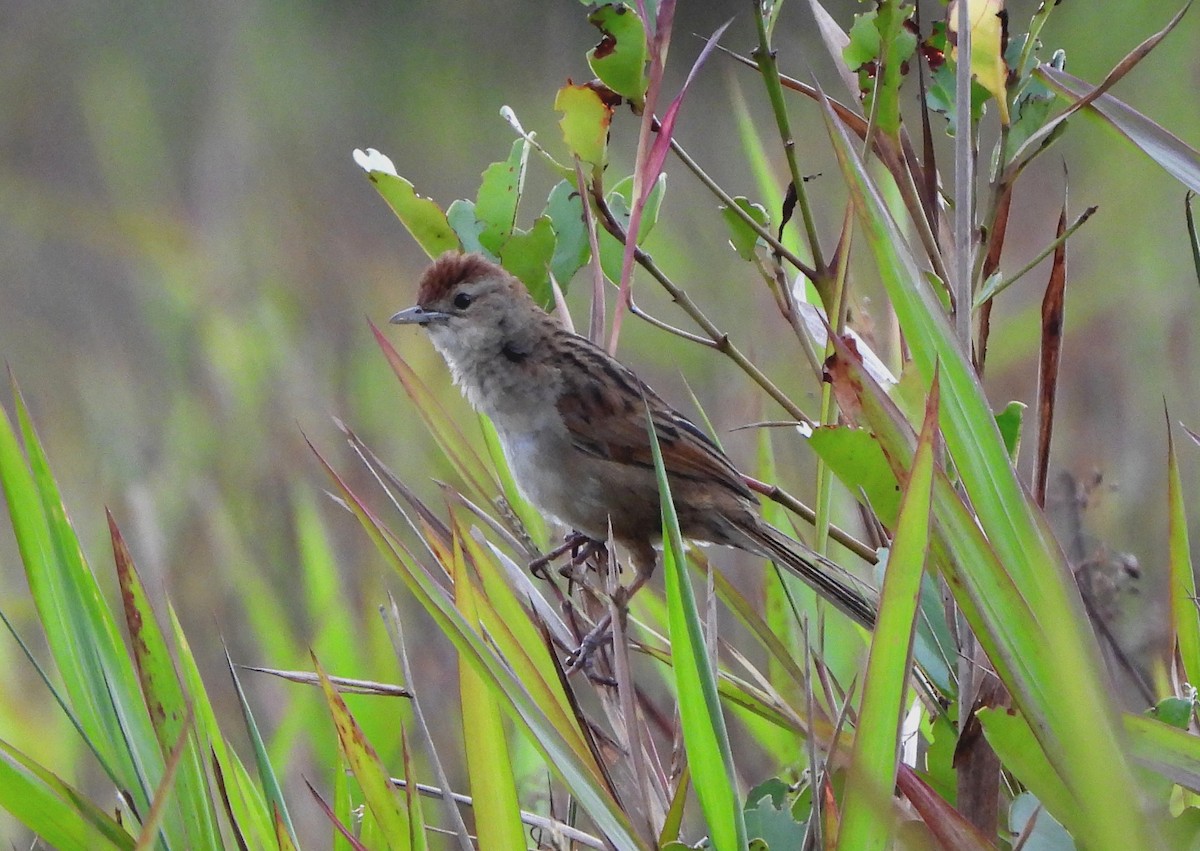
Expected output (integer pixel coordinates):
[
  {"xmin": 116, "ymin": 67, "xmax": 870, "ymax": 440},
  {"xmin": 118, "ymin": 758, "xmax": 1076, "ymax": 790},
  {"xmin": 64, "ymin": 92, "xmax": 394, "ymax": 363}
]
[{"xmin": 453, "ymin": 292, "xmax": 473, "ymax": 310}]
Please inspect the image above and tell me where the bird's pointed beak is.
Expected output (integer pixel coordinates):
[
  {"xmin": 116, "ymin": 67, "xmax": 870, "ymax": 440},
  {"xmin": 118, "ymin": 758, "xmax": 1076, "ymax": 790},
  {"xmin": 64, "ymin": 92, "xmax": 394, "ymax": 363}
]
[{"xmin": 389, "ymin": 305, "xmax": 450, "ymax": 326}]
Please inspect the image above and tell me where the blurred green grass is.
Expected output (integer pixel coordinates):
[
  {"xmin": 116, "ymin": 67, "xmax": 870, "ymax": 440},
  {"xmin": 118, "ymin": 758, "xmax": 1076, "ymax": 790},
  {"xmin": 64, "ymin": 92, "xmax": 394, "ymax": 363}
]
[{"xmin": 1, "ymin": 0, "xmax": 1199, "ymax": 843}]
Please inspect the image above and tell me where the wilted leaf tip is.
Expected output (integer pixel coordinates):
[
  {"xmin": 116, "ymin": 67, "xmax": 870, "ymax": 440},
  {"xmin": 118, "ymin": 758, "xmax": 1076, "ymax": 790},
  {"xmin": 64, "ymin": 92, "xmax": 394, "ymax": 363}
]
[{"xmin": 353, "ymin": 147, "xmax": 398, "ymax": 177}]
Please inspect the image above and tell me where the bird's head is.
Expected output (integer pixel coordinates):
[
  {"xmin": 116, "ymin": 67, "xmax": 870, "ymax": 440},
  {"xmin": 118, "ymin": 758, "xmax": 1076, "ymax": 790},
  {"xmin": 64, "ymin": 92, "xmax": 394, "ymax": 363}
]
[{"xmin": 390, "ymin": 251, "xmax": 541, "ymax": 370}]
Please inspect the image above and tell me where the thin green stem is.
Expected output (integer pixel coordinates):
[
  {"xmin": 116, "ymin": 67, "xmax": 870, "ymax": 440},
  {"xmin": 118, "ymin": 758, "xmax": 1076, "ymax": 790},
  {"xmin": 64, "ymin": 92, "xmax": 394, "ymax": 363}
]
[
  {"xmin": 751, "ymin": 3, "xmax": 826, "ymax": 279},
  {"xmin": 974, "ymin": 205, "xmax": 1097, "ymax": 307},
  {"xmin": 743, "ymin": 475, "xmax": 879, "ymax": 565},
  {"xmin": 667, "ymin": 136, "xmax": 816, "ymax": 280},
  {"xmin": 590, "ymin": 186, "xmax": 815, "ymax": 426}
]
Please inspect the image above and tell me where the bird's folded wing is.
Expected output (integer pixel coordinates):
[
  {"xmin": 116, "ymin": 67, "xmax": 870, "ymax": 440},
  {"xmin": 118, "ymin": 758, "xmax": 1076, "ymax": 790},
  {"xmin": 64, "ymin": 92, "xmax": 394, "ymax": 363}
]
[{"xmin": 553, "ymin": 341, "xmax": 753, "ymax": 500}]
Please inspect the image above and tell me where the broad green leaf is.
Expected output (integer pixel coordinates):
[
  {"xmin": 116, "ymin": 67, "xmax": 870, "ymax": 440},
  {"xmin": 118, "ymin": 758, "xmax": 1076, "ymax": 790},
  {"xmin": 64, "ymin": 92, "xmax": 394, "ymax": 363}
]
[
  {"xmin": 446, "ymin": 199, "xmax": 488, "ymax": 257},
  {"xmin": 807, "ymin": 426, "xmax": 902, "ymax": 527},
  {"xmin": 597, "ymin": 173, "xmax": 666, "ymax": 283},
  {"xmin": 586, "ymin": 4, "xmax": 648, "ymax": 102},
  {"xmin": 744, "ymin": 780, "xmax": 807, "ymax": 850},
  {"xmin": 353, "ymin": 149, "xmax": 459, "ymax": 258},
  {"xmin": 476, "ymin": 138, "xmax": 530, "ymax": 255},
  {"xmin": 1004, "ymin": 54, "xmax": 1057, "ymax": 162},
  {"xmin": 554, "ymin": 84, "xmax": 613, "ymax": 172},
  {"xmin": 721, "ymin": 196, "xmax": 770, "ymax": 260},
  {"xmin": 843, "ymin": 3, "xmax": 918, "ymax": 137},
  {"xmin": 923, "ymin": 23, "xmax": 989, "ymax": 136},
  {"xmin": 545, "ymin": 179, "xmax": 592, "ymax": 286},
  {"xmin": 649, "ymin": 409, "xmax": 747, "ymax": 851},
  {"xmin": 500, "ymin": 215, "xmax": 557, "ymax": 307},
  {"xmin": 994, "ymin": 401, "xmax": 1026, "ymax": 462},
  {"xmin": 1149, "ymin": 696, "xmax": 1195, "ymax": 730},
  {"xmin": 1010, "ymin": 792, "xmax": 1074, "ymax": 851}
]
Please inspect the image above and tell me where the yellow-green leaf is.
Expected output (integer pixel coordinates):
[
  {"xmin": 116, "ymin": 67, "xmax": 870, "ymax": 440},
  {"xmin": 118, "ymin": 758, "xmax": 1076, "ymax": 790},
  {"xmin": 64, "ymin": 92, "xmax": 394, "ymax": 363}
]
[{"xmin": 554, "ymin": 84, "xmax": 612, "ymax": 172}]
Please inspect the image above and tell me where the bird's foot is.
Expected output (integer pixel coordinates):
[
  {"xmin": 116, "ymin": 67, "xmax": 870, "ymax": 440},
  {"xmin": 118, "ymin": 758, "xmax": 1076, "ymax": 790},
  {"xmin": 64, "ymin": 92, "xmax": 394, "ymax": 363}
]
[
  {"xmin": 528, "ymin": 532, "xmax": 606, "ymax": 581},
  {"xmin": 565, "ymin": 612, "xmax": 615, "ymax": 679},
  {"xmin": 529, "ymin": 532, "xmax": 592, "ymax": 579}
]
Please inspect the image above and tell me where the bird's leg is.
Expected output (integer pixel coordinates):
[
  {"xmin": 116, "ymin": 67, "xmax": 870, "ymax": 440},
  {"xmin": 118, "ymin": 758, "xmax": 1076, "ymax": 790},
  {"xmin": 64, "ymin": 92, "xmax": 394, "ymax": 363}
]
[
  {"xmin": 558, "ymin": 537, "xmax": 607, "ymax": 592},
  {"xmin": 565, "ymin": 546, "xmax": 656, "ymax": 676},
  {"xmin": 528, "ymin": 531, "xmax": 596, "ymax": 580}
]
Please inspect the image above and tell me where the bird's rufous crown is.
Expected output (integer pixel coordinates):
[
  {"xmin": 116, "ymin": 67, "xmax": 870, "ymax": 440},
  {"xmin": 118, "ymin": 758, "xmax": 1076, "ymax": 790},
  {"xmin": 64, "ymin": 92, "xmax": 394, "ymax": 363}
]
[{"xmin": 417, "ymin": 252, "xmax": 507, "ymax": 306}]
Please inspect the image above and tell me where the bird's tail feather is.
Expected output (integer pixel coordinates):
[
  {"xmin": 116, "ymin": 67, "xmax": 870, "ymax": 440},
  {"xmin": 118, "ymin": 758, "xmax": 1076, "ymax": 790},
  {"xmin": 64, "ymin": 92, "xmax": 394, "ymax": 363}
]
[{"xmin": 752, "ymin": 523, "xmax": 878, "ymax": 629}]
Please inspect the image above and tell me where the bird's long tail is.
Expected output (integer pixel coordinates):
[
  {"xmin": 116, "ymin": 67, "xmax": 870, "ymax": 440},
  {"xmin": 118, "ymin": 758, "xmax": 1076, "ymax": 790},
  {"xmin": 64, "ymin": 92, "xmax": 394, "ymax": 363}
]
[{"xmin": 751, "ymin": 522, "xmax": 878, "ymax": 629}]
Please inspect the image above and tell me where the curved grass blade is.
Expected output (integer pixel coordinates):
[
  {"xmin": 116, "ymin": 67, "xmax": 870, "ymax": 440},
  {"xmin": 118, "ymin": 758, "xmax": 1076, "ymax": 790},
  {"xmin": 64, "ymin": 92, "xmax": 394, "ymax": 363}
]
[
  {"xmin": 646, "ymin": 405, "xmax": 746, "ymax": 851},
  {"xmin": 1, "ymin": 380, "xmax": 167, "ymax": 827},
  {"xmin": 169, "ymin": 609, "xmax": 274, "ymax": 849},
  {"xmin": 1036, "ymin": 61, "xmax": 1200, "ymax": 194},
  {"xmin": 312, "ymin": 653, "xmax": 411, "ymax": 842},
  {"xmin": 0, "ymin": 737, "xmax": 133, "ymax": 851},
  {"xmin": 1166, "ymin": 415, "xmax": 1200, "ymax": 687},
  {"xmin": 821, "ymin": 81, "xmax": 1154, "ymax": 849},
  {"xmin": 110, "ymin": 513, "xmax": 220, "ymax": 850},
  {"xmin": 837, "ymin": 375, "xmax": 937, "ymax": 851},
  {"xmin": 370, "ymin": 322, "xmax": 498, "ymax": 509},
  {"xmin": 224, "ymin": 647, "xmax": 295, "ymax": 844},
  {"xmin": 308, "ymin": 439, "xmax": 643, "ymax": 849},
  {"xmin": 450, "ymin": 537, "xmax": 526, "ymax": 851}
]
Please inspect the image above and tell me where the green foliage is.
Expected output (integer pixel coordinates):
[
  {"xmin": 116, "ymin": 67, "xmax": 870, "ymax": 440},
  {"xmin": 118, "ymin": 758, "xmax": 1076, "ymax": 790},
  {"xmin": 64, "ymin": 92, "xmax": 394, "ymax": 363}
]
[
  {"xmin": 587, "ymin": 3, "xmax": 650, "ymax": 104},
  {"xmin": 5, "ymin": 0, "xmax": 1200, "ymax": 848}
]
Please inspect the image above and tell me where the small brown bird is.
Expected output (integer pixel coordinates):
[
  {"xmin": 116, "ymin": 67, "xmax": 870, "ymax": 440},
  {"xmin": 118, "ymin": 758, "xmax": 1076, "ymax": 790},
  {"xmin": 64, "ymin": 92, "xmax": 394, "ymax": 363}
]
[{"xmin": 390, "ymin": 251, "xmax": 877, "ymax": 629}]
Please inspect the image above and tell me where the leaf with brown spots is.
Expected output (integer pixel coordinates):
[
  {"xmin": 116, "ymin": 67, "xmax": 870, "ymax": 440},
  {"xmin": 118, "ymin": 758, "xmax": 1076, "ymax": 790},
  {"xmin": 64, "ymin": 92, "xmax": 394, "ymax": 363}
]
[{"xmin": 1033, "ymin": 193, "xmax": 1069, "ymax": 508}]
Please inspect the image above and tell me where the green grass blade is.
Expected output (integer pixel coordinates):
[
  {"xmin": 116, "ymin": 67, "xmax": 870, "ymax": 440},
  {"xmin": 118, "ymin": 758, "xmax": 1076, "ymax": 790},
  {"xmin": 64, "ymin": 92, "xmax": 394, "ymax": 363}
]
[
  {"xmin": 398, "ymin": 728, "xmax": 429, "ymax": 851},
  {"xmin": 1037, "ymin": 64, "xmax": 1200, "ymax": 194},
  {"xmin": 109, "ymin": 513, "xmax": 219, "ymax": 850},
  {"xmin": 1124, "ymin": 712, "xmax": 1200, "ymax": 790},
  {"xmin": 168, "ymin": 607, "xmax": 274, "ymax": 850},
  {"xmin": 0, "ymin": 737, "xmax": 133, "ymax": 851},
  {"xmin": 837, "ymin": 377, "xmax": 936, "ymax": 851},
  {"xmin": 1166, "ymin": 417, "xmax": 1200, "ymax": 686},
  {"xmin": 451, "ymin": 539, "xmax": 526, "ymax": 851},
  {"xmin": 313, "ymin": 653, "xmax": 411, "ymax": 844},
  {"xmin": 646, "ymin": 406, "xmax": 746, "ymax": 851},
  {"xmin": 224, "ymin": 649, "xmax": 296, "ymax": 844},
  {"xmin": 309, "ymin": 439, "xmax": 643, "ymax": 849},
  {"xmin": 821, "ymin": 89, "xmax": 1153, "ymax": 849},
  {"xmin": 371, "ymin": 323, "xmax": 499, "ymax": 509},
  {"xmin": 0, "ymin": 384, "xmax": 161, "ymax": 818}
]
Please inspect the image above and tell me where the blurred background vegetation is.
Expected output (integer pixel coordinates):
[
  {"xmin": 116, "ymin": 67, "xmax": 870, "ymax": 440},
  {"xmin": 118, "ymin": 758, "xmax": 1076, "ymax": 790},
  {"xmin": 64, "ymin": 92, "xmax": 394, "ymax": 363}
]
[{"xmin": 2, "ymin": 0, "xmax": 1198, "ymax": 844}]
